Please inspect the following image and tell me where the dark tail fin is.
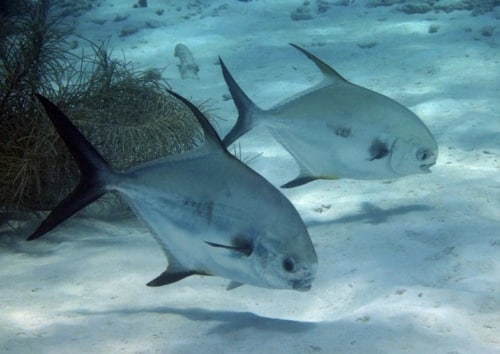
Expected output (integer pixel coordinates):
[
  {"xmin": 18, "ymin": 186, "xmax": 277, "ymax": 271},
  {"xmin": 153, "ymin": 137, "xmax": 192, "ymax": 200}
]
[
  {"xmin": 219, "ymin": 57, "xmax": 263, "ymax": 147},
  {"xmin": 27, "ymin": 95, "xmax": 113, "ymax": 240}
]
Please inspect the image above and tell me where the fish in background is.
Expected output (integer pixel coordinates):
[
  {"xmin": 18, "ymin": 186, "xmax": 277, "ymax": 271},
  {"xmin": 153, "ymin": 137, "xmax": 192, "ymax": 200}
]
[
  {"xmin": 220, "ymin": 43, "xmax": 438, "ymax": 188},
  {"xmin": 29, "ymin": 92, "xmax": 317, "ymax": 291}
]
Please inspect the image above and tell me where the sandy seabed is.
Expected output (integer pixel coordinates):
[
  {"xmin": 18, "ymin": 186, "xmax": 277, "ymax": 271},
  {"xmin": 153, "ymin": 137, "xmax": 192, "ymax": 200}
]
[{"xmin": 1, "ymin": 1, "xmax": 499, "ymax": 353}]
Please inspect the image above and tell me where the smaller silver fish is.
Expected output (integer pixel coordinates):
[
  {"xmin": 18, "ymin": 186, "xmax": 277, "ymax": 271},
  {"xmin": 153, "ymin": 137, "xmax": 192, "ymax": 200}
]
[
  {"xmin": 221, "ymin": 44, "xmax": 438, "ymax": 188},
  {"xmin": 29, "ymin": 92, "xmax": 317, "ymax": 291}
]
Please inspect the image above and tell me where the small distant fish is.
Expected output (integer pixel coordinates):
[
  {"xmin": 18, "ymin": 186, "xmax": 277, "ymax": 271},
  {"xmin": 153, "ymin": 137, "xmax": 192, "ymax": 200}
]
[
  {"xmin": 29, "ymin": 92, "xmax": 317, "ymax": 291},
  {"xmin": 220, "ymin": 44, "xmax": 438, "ymax": 188}
]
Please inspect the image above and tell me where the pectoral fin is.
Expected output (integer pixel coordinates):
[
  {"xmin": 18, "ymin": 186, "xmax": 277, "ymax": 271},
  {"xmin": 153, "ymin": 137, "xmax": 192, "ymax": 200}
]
[{"xmin": 205, "ymin": 241, "xmax": 253, "ymax": 257}]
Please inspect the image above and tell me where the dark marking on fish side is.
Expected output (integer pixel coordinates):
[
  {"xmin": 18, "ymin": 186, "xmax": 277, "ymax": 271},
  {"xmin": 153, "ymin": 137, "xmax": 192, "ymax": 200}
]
[
  {"xmin": 183, "ymin": 198, "xmax": 214, "ymax": 223},
  {"xmin": 368, "ymin": 139, "xmax": 389, "ymax": 161},
  {"xmin": 336, "ymin": 126, "xmax": 352, "ymax": 138},
  {"xmin": 327, "ymin": 123, "xmax": 352, "ymax": 138},
  {"xmin": 335, "ymin": 126, "xmax": 351, "ymax": 138}
]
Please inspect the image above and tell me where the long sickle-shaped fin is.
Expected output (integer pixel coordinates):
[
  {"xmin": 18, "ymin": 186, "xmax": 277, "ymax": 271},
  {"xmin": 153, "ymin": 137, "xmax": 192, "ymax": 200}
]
[
  {"xmin": 288, "ymin": 43, "xmax": 348, "ymax": 83},
  {"xmin": 27, "ymin": 95, "xmax": 113, "ymax": 240},
  {"xmin": 165, "ymin": 89, "xmax": 229, "ymax": 153}
]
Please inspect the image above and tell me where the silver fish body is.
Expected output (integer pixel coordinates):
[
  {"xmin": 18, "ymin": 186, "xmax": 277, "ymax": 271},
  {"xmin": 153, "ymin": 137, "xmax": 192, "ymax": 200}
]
[
  {"xmin": 29, "ymin": 92, "xmax": 317, "ymax": 291},
  {"xmin": 118, "ymin": 148, "xmax": 316, "ymax": 290},
  {"xmin": 221, "ymin": 44, "xmax": 438, "ymax": 188}
]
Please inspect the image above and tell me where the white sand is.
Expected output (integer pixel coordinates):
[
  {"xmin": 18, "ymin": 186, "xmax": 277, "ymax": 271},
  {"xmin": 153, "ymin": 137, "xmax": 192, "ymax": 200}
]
[{"xmin": 1, "ymin": 1, "xmax": 499, "ymax": 353}]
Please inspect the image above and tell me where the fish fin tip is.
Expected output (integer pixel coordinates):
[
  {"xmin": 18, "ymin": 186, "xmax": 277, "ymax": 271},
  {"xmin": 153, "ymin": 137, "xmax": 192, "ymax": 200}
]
[
  {"xmin": 218, "ymin": 56, "xmax": 226, "ymax": 68},
  {"xmin": 146, "ymin": 246, "xmax": 212, "ymax": 287},
  {"xmin": 226, "ymin": 281, "xmax": 244, "ymax": 290},
  {"xmin": 147, "ymin": 269, "xmax": 197, "ymax": 287},
  {"xmin": 27, "ymin": 184, "xmax": 106, "ymax": 240},
  {"xmin": 281, "ymin": 176, "xmax": 318, "ymax": 189},
  {"xmin": 165, "ymin": 90, "xmax": 226, "ymax": 153},
  {"xmin": 288, "ymin": 43, "xmax": 347, "ymax": 83},
  {"xmin": 35, "ymin": 94, "xmax": 110, "ymax": 175}
]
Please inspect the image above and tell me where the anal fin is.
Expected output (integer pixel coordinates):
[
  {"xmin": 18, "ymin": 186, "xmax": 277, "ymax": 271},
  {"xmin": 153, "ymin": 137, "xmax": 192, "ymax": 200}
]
[
  {"xmin": 147, "ymin": 270, "xmax": 198, "ymax": 287},
  {"xmin": 147, "ymin": 246, "xmax": 210, "ymax": 287},
  {"xmin": 281, "ymin": 176, "xmax": 318, "ymax": 189},
  {"xmin": 226, "ymin": 281, "xmax": 244, "ymax": 290}
]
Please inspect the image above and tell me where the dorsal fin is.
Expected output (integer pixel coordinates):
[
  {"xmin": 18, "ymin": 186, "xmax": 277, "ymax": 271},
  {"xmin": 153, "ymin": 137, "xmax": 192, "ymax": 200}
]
[
  {"xmin": 289, "ymin": 43, "xmax": 348, "ymax": 83},
  {"xmin": 166, "ymin": 89, "xmax": 226, "ymax": 152}
]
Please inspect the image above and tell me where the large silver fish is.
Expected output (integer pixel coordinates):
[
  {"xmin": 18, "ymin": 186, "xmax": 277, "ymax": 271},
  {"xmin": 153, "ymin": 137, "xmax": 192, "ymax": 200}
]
[
  {"xmin": 29, "ymin": 92, "xmax": 317, "ymax": 291},
  {"xmin": 221, "ymin": 44, "xmax": 438, "ymax": 188}
]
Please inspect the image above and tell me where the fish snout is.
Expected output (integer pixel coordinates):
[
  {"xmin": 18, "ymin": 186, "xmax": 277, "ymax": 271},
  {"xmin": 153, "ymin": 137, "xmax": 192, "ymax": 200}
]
[
  {"xmin": 294, "ymin": 283, "xmax": 312, "ymax": 292},
  {"xmin": 290, "ymin": 267, "xmax": 315, "ymax": 291},
  {"xmin": 291, "ymin": 279, "xmax": 313, "ymax": 292}
]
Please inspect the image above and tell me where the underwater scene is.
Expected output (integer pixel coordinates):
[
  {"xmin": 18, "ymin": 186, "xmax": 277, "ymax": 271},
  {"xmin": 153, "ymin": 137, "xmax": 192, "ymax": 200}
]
[{"xmin": 0, "ymin": 0, "xmax": 499, "ymax": 353}]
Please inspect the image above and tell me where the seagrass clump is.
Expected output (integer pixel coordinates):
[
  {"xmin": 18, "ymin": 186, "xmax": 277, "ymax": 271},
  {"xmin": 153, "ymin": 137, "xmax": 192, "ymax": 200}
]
[
  {"xmin": 0, "ymin": 0, "xmax": 203, "ymax": 213},
  {"xmin": 64, "ymin": 72, "xmax": 202, "ymax": 171},
  {"xmin": 17, "ymin": 76, "xmax": 202, "ymax": 212}
]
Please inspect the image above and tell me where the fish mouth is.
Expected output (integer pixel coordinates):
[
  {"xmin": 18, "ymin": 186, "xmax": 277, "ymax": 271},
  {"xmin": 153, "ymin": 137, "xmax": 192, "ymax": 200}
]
[
  {"xmin": 420, "ymin": 161, "xmax": 436, "ymax": 173},
  {"xmin": 291, "ymin": 279, "xmax": 313, "ymax": 292},
  {"xmin": 295, "ymin": 284, "xmax": 312, "ymax": 292}
]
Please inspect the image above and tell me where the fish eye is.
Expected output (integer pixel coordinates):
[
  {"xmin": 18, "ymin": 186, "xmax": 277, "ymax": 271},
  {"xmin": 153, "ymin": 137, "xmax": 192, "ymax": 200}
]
[
  {"xmin": 282, "ymin": 257, "xmax": 295, "ymax": 273},
  {"xmin": 416, "ymin": 148, "xmax": 432, "ymax": 161}
]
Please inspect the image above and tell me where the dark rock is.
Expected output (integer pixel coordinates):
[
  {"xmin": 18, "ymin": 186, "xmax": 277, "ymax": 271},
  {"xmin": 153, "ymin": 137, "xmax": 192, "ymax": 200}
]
[{"xmin": 400, "ymin": 3, "xmax": 432, "ymax": 14}]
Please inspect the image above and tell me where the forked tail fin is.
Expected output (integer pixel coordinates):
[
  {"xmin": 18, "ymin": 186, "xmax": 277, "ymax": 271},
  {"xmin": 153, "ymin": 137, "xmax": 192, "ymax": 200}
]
[
  {"xmin": 27, "ymin": 95, "xmax": 115, "ymax": 240},
  {"xmin": 219, "ymin": 57, "xmax": 264, "ymax": 147}
]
